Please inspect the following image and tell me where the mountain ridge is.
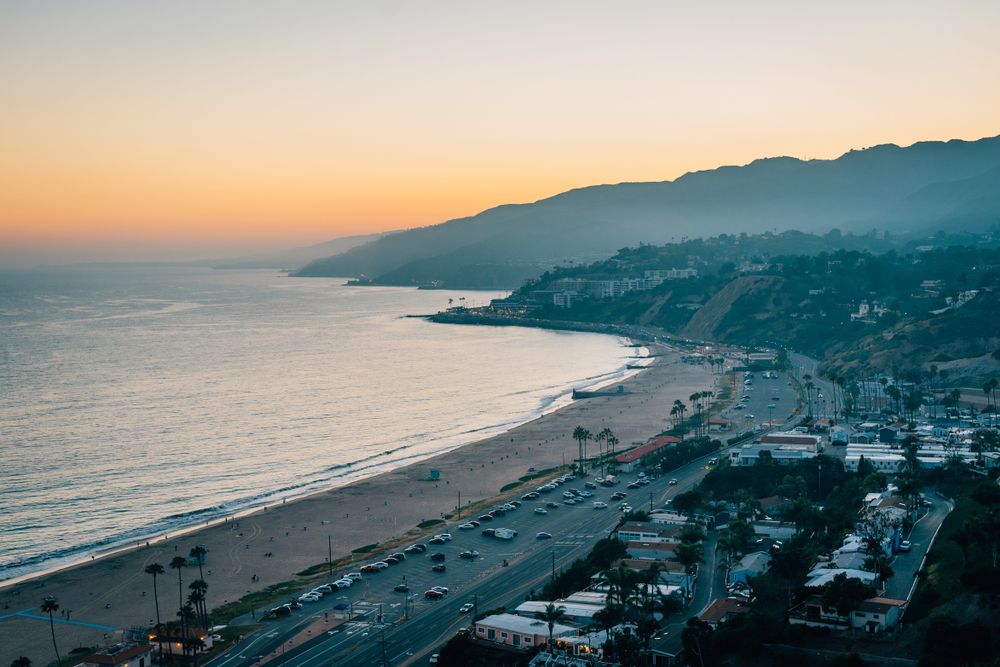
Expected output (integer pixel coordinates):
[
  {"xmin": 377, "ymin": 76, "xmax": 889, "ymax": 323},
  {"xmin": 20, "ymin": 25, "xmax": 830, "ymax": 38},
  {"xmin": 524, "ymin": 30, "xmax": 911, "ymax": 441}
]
[{"xmin": 294, "ymin": 133, "xmax": 1000, "ymax": 288}]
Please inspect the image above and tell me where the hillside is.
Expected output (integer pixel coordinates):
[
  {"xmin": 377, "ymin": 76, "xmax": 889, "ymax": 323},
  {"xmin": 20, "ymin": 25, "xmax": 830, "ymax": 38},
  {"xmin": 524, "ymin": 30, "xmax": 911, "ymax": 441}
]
[
  {"xmin": 294, "ymin": 134, "xmax": 1000, "ymax": 288},
  {"xmin": 209, "ymin": 232, "xmax": 387, "ymax": 270}
]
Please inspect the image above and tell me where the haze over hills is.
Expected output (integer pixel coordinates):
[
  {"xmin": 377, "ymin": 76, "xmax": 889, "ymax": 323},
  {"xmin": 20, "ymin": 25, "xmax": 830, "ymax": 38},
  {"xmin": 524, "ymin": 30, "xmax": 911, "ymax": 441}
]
[
  {"xmin": 208, "ymin": 232, "xmax": 388, "ymax": 269},
  {"xmin": 294, "ymin": 134, "xmax": 1000, "ymax": 288}
]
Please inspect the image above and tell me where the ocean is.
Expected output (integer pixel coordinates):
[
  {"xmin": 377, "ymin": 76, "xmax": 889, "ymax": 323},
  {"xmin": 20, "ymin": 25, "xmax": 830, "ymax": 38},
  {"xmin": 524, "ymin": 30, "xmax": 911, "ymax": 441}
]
[{"xmin": 0, "ymin": 266, "xmax": 635, "ymax": 582}]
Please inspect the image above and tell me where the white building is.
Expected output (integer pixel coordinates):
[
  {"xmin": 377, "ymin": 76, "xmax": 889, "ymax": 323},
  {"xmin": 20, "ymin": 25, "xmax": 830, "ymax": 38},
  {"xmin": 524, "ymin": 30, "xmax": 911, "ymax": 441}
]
[{"xmin": 475, "ymin": 612, "xmax": 576, "ymax": 649}]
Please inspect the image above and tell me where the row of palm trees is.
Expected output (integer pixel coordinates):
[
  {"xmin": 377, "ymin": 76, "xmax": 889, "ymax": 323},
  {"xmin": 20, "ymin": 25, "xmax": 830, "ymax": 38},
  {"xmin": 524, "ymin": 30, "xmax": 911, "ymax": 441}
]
[
  {"xmin": 571, "ymin": 426, "xmax": 619, "ymax": 476},
  {"xmin": 144, "ymin": 546, "xmax": 210, "ymax": 665},
  {"xmin": 668, "ymin": 391, "xmax": 714, "ymax": 437}
]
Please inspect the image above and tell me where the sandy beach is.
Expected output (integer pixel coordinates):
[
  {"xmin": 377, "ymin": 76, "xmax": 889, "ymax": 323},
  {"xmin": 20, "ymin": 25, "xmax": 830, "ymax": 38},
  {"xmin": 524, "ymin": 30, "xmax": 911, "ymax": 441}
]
[{"xmin": 0, "ymin": 345, "xmax": 715, "ymax": 665}]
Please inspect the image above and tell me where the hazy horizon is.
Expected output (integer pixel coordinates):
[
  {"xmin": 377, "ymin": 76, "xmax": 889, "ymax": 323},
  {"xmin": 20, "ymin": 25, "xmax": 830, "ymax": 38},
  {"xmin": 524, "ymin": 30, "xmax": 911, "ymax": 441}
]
[{"xmin": 2, "ymin": 0, "xmax": 999, "ymax": 266}]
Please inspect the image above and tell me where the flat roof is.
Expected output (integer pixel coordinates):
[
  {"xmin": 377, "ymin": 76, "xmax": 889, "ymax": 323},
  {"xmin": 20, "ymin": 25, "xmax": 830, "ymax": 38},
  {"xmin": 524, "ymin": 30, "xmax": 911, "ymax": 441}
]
[{"xmin": 478, "ymin": 612, "xmax": 575, "ymax": 636}]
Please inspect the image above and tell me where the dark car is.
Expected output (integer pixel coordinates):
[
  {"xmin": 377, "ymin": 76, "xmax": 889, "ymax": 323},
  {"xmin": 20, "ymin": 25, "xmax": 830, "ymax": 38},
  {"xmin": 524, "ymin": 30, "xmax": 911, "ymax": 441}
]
[
  {"xmin": 428, "ymin": 537, "xmax": 446, "ymax": 545},
  {"xmin": 432, "ymin": 563, "xmax": 446, "ymax": 573},
  {"xmin": 270, "ymin": 605, "xmax": 291, "ymax": 618},
  {"xmin": 389, "ymin": 552, "xmax": 406, "ymax": 560},
  {"xmin": 627, "ymin": 482, "xmax": 641, "ymax": 489},
  {"xmin": 481, "ymin": 528, "xmax": 496, "ymax": 537},
  {"xmin": 404, "ymin": 545, "xmax": 423, "ymax": 554},
  {"xmin": 459, "ymin": 550, "xmax": 479, "ymax": 559},
  {"xmin": 430, "ymin": 552, "xmax": 446, "ymax": 561},
  {"xmin": 424, "ymin": 589, "xmax": 444, "ymax": 599},
  {"xmin": 490, "ymin": 508, "xmax": 506, "ymax": 516},
  {"xmin": 394, "ymin": 584, "xmax": 409, "ymax": 593},
  {"xmin": 384, "ymin": 556, "xmax": 400, "ymax": 565},
  {"xmin": 478, "ymin": 514, "xmax": 494, "ymax": 522}
]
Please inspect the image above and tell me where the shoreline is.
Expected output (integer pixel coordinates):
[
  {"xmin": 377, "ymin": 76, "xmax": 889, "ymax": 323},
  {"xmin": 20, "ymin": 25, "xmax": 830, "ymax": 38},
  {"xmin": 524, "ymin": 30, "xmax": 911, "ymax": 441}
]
[
  {"xmin": 0, "ymin": 336, "xmax": 648, "ymax": 589},
  {"xmin": 0, "ymin": 341, "xmax": 716, "ymax": 666}
]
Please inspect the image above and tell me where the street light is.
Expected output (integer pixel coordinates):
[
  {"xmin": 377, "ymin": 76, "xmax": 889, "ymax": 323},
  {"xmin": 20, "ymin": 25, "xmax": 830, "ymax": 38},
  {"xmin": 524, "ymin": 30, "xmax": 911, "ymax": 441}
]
[{"xmin": 767, "ymin": 404, "xmax": 775, "ymax": 429}]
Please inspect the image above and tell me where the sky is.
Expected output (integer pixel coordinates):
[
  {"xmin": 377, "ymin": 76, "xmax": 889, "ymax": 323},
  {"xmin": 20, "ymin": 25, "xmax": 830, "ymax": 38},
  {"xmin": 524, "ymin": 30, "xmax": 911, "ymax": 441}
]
[{"xmin": 2, "ymin": 1, "xmax": 999, "ymax": 265}]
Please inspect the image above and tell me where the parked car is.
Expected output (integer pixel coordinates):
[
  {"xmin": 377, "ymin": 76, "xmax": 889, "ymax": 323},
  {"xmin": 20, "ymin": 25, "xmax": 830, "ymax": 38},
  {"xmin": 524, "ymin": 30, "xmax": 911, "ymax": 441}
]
[
  {"xmin": 459, "ymin": 550, "xmax": 480, "ymax": 559},
  {"xmin": 479, "ymin": 514, "xmax": 494, "ymax": 521},
  {"xmin": 899, "ymin": 540, "xmax": 912, "ymax": 552},
  {"xmin": 428, "ymin": 537, "xmax": 446, "ymax": 545},
  {"xmin": 335, "ymin": 578, "xmax": 353, "ymax": 588},
  {"xmin": 593, "ymin": 501, "xmax": 608, "ymax": 509},
  {"xmin": 384, "ymin": 556, "xmax": 400, "ymax": 565},
  {"xmin": 432, "ymin": 563, "xmax": 446, "ymax": 573},
  {"xmin": 563, "ymin": 498, "xmax": 577, "ymax": 505},
  {"xmin": 536, "ymin": 532, "xmax": 553, "ymax": 540},
  {"xmin": 482, "ymin": 528, "xmax": 496, "ymax": 537},
  {"xmin": 546, "ymin": 501, "xmax": 559, "ymax": 508},
  {"xmin": 430, "ymin": 552, "xmax": 446, "ymax": 562},
  {"xmin": 394, "ymin": 584, "xmax": 409, "ymax": 593},
  {"xmin": 458, "ymin": 523, "xmax": 476, "ymax": 530},
  {"xmin": 345, "ymin": 572, "xmax": 363, "ymax": 580},
  {"xmin": 534, "ymin": 507, "xmax": 548, "ymax": 515}
]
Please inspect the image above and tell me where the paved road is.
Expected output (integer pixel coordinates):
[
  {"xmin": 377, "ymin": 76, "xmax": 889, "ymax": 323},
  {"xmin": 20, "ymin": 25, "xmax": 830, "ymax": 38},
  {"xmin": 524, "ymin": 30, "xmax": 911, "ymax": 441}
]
[
  {"xmin": 718, "ymin": 369, "xmax": 800, "ymax": 435},
  {"xmin": 208, "ymin": 451, "xmax": 724, "ymax": 667},
  {"xmin": 884, "ymin": 490, "xmax": 953, "ymax": 601}
]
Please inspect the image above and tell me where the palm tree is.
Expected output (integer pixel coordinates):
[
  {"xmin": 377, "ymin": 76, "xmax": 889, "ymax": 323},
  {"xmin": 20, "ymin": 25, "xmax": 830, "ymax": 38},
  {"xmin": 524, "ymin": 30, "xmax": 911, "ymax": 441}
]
[
  {"xmin": 535, "ymin": 602, "xmax": 567, "ymax": 654},
  {"xmin": 189, "ymin": 579, "xmax": 209, "ymax": 629},
  {"xmin": 177, "ymin": 604, "xmax": 197, "ymax": 664},
  {"xmin": 40, "ymin": 597, "xmax": 61, "ymax": 667},
  {"xmin": 169, "ymin": 556, "xmax": 187, "ymax": 658},
  {"xmin": 572, "ymin": 426, "xmax": 592, "ymax": 474},
  {"xmin": 10, "ymin": 658, "xmax": 32, "ymax": 667},
  {"xmin": 673, "ymin": 542, "xmax": 704, "ymax": 575},
  {"xmin": 144, "ymin": 562, "xmax": 165, "ymax": 664}
]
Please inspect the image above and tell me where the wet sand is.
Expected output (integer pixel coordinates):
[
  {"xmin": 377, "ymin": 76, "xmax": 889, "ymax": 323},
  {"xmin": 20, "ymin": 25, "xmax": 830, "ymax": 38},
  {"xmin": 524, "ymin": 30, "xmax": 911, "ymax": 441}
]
[{"xmin": 0, "ymin": 345, "xmax": 715, "ymax": 665}]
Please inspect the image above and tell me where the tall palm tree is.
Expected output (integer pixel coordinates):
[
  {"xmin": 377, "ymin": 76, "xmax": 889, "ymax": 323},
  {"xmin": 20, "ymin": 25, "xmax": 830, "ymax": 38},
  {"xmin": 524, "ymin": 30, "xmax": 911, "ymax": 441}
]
[
  {"xmin": 572, "ymin": 426, "xmax": 592, "ymax": 474},
  {"xmin": 535, "ymin": 602, "xmax": 567, "ymax": 654},
  {"xmin": 40, "ymin": 597, "xmax": 62, "ymax": 667},
  {"xmin": 187, "ymin": 589, "xmax": 206, "ymax": 632},
  {"xmin": 189, "ymin": 579, "xmax": 209, "ymax": 629},
  {"xmin": 169, "ymin": 556, "xmax": 187, "ymax": 658},
  {"xmin": 10, "ymin": 657, "xmax": 32, "ymax": 667},
  {"xmin": 144, "ymin": 562, "xmax": 165, "ymax": 665}
]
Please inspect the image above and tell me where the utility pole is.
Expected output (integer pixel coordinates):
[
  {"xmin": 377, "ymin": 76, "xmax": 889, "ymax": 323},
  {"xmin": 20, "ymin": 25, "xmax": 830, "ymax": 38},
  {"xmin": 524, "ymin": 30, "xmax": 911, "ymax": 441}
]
[
  {"xmin": 649, "ymin": 491, "xmax": 653, "ymax": 513},
  {"xmin": 380, "ymin": 624, "xmax": 389, "ymax": 667},
  {"xmin": 328, "ymin": 536, "xmax": 333, "ymax": 578},
  {"xmin": 458, "ymin": 491, "xmax": 461, "ymax": 519},
  {"xmin": 551, "ymin": 551, "xmax": 556, "ymax": 583}
]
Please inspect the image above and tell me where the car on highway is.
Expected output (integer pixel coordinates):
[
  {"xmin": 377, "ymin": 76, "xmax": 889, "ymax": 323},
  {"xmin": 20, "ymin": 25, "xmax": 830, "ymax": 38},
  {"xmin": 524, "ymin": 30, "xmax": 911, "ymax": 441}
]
[
  {"xmin": 431, "ymin": 586, "xmax": 450, "ymax": 595},
  {"xmin": 611, "ymin": 491, "xmax": 627, "ymax": 500},
  {"xmin": 536, "ymin": 532, "xmax": 552, "ymax": 539},
  {"xmin": 620, "ymin": 504, "xmax": 633, "ymax": 512},
  {"xmin": 431, "ymin": 563, "xmax": 446, "ymax": 573},
  {"xmin": 459, "ymin": 603, "xmax": 474, "ymax": 614},
  {"xmin": 394, "ymin": 584, "xmax": 409, "ymax": 593},
  {"xmin": 627, "ymin": 481, "xmax": 641, "ymax": 489},
  {"xmin": 430, "ymin": 552, "xmax": 446, "ymax": 561},
  {"xmin": 669, "ymin": 479, "xmax": 678, "ymax": 485},
  {"xmin": 593, "ymin": 501, "xmax": 608, "ymax": 509},
  {"xmin": 459, "ymin": 550, "xmax": 480, "ymax": 559},
  {"xmin": 424, "ymin": 589, "xmax": 444, "ymax": 599},
  {"xmin": 534, "ymin": 507, "xmax": 548, "ymax": 515},
  {"xmin": 429, "ymin": 654, "xmax": 440, "ymax": 664}
]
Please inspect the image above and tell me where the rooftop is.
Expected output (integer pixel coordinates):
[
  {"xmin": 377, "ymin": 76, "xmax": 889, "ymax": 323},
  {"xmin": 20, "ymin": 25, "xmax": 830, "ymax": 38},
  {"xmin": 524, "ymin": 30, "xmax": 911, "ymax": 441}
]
[
  {"xmin": 615, "ymin": 436, "xmax": 680, "ymax": 463},
  {"xmin": 478, "ymin": 612, "xmax": 575, "ymax": 636},
  {"xmin": 699, "ymin": 597, "xmax": 751, "ymax": 624},
  {"xmin": 82, "ymin": 644, "xmax": 153, "ymax": 665}
]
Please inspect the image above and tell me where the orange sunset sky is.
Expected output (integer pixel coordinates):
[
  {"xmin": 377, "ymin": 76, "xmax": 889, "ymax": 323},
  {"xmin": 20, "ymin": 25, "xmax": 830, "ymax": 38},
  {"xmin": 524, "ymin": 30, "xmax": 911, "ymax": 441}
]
[{"xmin": 2, "ymin": 1, "xmax": 999, "ymax": 265}]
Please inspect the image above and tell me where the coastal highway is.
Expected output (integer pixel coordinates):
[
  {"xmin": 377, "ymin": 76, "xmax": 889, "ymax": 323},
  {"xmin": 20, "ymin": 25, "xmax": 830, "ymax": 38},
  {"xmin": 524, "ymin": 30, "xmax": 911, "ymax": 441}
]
[{"xmin": 209, "ymin": 386, "xmax": 800, "ymax": 667}]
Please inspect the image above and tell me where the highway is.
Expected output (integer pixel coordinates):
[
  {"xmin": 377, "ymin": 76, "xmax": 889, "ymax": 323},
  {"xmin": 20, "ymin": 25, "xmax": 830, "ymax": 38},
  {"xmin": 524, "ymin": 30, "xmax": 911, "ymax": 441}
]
[{"xmin": 209, "ymin": 371, "xmax": 801, "ymax": 667}]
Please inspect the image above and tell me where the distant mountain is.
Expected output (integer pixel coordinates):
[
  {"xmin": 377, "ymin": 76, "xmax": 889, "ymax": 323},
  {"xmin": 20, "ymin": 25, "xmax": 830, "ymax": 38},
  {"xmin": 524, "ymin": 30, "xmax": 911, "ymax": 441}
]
[
  {"xmin": 293, "ymin": 134, "xmax": 1000, "ymax": 288},
  {"xmin": 210, "ymin": 232, "xmax": 387, "ymax": 270}
]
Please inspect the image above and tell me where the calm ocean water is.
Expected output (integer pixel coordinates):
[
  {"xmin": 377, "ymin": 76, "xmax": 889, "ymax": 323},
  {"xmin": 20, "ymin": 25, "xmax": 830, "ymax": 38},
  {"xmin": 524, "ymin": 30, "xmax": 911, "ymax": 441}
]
[{"xmin": 0, "ymin": 267, "xmax": 633, "ymax": 581}]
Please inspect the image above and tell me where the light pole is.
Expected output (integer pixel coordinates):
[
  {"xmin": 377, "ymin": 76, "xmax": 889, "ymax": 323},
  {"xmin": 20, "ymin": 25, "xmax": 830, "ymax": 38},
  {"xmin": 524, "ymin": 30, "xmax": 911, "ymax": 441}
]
[{"xmin": 767, "ymin": 404, "xmax": 775, "ymax": 429}]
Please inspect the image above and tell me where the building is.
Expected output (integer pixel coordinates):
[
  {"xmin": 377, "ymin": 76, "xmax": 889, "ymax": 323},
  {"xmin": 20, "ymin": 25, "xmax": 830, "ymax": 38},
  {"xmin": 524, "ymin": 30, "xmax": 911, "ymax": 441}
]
[
  {"xmin": 852, "ymin": 597, "xmax": 907, "ymax": 633},
  {"xmin": 645, "ymin": 268, "xmax": 698, "ymax": 282},
  {"xmin": 729, "ymin": 441, "xmax": 818, "ymax": 467},
  {"xmin": 614, "ymin": 436, "xmax": 681, "ymax": 472},
  {"xmin": 615, "ymin": 522, "xmax": 681, "ymax": 544},
  {"xmin": 698, "ymin": 598, "xmax": 751, "ymax": 629},
  {"xmin": 78, "ymin": 644, "xmax": 153, "ymax": 667},
  {"xmin": 805, "ymin": 567, "xmax": 879, "ymax": 589},
  {"xmin": 625, "ymin": 541, "xmax": 678, "ymax": 561},
  {"xmin": 707, "ymin": 418, "xmax": 732, "ymax": 432},
  {"xmin": 727, "ymin": 551, "xmax": 771, "ymax": 587},
  {"xmin": 475, "ymin": 612, "xmax": 576, "ymax": 649},
  {"xmin": 514, "ymin": 600, "xmax": 604, "ymax": 626}
]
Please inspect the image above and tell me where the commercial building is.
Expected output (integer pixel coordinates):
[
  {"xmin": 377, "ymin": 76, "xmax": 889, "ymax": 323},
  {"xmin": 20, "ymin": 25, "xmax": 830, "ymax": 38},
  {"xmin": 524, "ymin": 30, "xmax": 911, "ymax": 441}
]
[{"xmin": 475, "ymin": 612, "xmax": 575, "ymax": 649}]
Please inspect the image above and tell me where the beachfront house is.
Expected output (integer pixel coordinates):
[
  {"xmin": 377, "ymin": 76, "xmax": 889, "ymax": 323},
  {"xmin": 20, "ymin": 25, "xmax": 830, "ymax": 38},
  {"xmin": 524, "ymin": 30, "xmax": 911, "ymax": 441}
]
[
  {"xmin": 78, "ymin": 643, "xmax": 153, "ymax": 667},
  {"xmin": 476, "ymin": 612, "xmax": 575, "ymax": 649}
]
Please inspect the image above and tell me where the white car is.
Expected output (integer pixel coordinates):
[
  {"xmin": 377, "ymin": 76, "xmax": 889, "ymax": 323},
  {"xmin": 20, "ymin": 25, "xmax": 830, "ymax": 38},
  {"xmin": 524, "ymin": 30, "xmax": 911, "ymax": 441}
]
[
  {"xmin": 314, "ymin": 584, "xmax": 333, "ymax": 593},
  {"xmin": 458, "ymin": 523, "xmax": 476, "ymax": 530},
  {"xmin": 335, "ymin": 578, "xmax": 353, "ymax": 588},
  {"xmin": 460, "ymin": 603, "xmax": 474, "ymax": 614},
  {"xmin": 436, "ymin": 533, "xmax": 453, "ymax": 542},
  {"xmin": 593, "ymin": 501, "xmax": 608, "ymax": 509},
  {"xmin": 345, "ymin": 572, "xmax": 362, "ymax": 581},
  {"xmin": 534, "ymin": 507, "xmax": 548, "ymax": 515},
  {"xmin": 620, "ymin": 504, "xmax": 633, "ymax": 512},
  {"xmin": 298, "ymin": 594, "xmax": 320, "ymax": 603},
  {"xmin": 374, "ymin": 561, "xmax": 390, "ymax": 570}
]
